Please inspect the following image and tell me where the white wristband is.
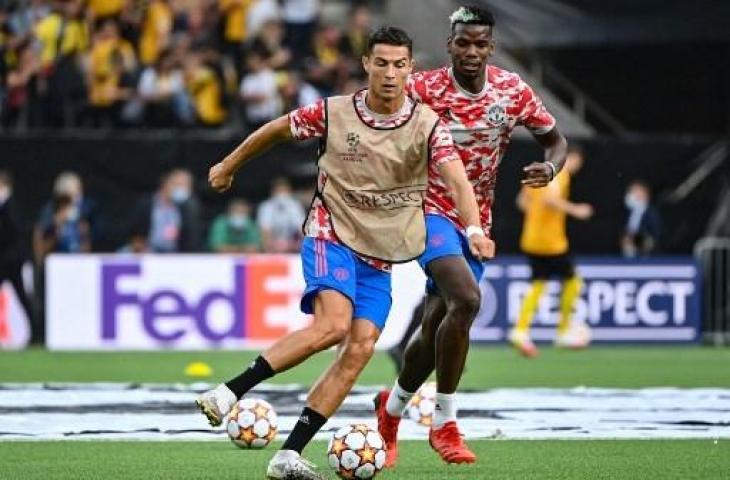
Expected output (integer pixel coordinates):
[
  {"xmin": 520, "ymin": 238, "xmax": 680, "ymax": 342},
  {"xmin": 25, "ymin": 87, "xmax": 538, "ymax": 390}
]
[
  {"xmin": 545, "ymin": 161, "xmax": 557, "ymax": 181},
  {"xmin": 466, "ymin": 225, "xmax": 485, "ymax": 238}
]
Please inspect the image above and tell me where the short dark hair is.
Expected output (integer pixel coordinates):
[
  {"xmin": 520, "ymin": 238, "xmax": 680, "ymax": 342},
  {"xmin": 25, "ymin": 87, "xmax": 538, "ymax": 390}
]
[
  {"xmin": 449, "ymin": 5, "xmax": 495, "ymax": 31},
  {"xmin": 366, "ymin": 26, "xmax": 412, "ymax": 56}
]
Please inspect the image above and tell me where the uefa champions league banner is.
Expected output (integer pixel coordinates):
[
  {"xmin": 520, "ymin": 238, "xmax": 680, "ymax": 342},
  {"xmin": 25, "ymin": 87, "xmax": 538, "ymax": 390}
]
[{"xmin": 42, "ymin": 254, "xmax": 700, "ymax": 350}]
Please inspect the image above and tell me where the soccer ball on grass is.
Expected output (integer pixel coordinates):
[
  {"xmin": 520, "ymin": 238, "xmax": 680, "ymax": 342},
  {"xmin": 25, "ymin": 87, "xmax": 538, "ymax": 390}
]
[
  {"xmin": 327, "ymin": 424, "xmax": 386, "ymax": 479},
  {"xmin": 226, "ymin": 398, "xmax": 278, "ymax": 449}
]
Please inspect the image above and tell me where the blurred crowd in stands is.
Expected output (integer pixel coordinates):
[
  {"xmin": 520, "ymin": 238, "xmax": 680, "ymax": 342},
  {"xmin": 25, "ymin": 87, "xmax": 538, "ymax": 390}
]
[{"xmin": 0, "ymin": 0, "xmax": 373, "ymax": 129}]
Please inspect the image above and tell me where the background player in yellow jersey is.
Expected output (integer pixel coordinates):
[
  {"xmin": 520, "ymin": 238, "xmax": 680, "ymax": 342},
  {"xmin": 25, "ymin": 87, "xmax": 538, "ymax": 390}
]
[{"xmin": 509, "ymin": 146, "xmax": 594, "ymax": 358}]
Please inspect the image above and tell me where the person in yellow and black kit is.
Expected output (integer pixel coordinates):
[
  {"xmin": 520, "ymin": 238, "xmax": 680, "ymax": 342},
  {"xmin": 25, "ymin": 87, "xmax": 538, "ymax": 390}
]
[
  {"xmin": 218, "ymin": 0, "xmax": 252, "ymax": 79},
  {"xmin": 139, "ymin": 0, "xmax": 172, "ymax": 66},
  {"xmin": 88, "ymin": 19, "xmax": 136, "ymax": 127},
  {"xmin": 509, "ymin": 146, "xmax": 594, "ymax": 358},
  {"xmin": 34, "ymin": 0, "xmax": 88, "ymax": 126},
  {"xmin": 183, "ymin": 51, "xmax": 226, "ymax": 127},
  {"xmin": 87, "ymin": 0, "xmax": 126, "ymax": 27}
]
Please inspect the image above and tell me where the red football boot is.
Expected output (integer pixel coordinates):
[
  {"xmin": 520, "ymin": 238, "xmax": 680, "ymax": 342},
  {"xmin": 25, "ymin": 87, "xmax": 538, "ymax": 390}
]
[
  {"xmin": 373, "ymin": 390, "xmax": 401, "ymax": 468},
  {"xmin": 429, "ymin": 421, "xmax": 477, "ymax": 464}
]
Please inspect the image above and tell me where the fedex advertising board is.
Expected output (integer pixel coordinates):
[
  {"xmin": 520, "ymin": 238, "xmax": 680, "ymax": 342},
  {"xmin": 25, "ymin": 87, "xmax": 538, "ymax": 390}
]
[
  {"xmin": 46, "ymin": 254, "xmax": 425, "ymax": 350},
  {"xmin": 44, "ymin": 254, "xmax": 701, "ymax": 350}
]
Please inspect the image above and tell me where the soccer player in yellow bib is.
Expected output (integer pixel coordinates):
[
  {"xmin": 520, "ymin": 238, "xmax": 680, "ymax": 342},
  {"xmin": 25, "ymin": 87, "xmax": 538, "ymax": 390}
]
[{"xmin": 509, "ymin": 146, "xmax": 594, "ymax": 358}]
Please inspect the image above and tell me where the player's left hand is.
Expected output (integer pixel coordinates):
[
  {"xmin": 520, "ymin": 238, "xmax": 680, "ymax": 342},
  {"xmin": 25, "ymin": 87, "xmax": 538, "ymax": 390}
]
[
  {"xmin": 522, "ymin": 162, "xmax": 553, "ymax": 188},
  {"xmin": 468, "ymin": 234, "xmax": 496, "ymax": 261}
]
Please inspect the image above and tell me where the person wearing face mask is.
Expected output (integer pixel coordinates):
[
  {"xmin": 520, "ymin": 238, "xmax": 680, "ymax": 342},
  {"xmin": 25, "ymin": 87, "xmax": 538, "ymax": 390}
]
[
  {"xmin": 208, "ymin": 198, "xmax": 261, "ymax": 253},
  {"xmin": 0, "ymin": 170, "xmax": 37, "ymax": 344},
  {"xmin": 621, "ymin": 179, "xmax": 661, "ymax": 257},
  {"xmin": 32, "ymin": 171, "xmax": 94, "ymax": 343},
  {"xmin": 34, "ymin": 171, "xmax": 98, "ymax": 252},
  {"xmin": 131, "ymin": 168, "xmax": 203, "ymax": 253},
  {"xmin": 256, "ymin": 177, "xmax": 305, "ymax": 253}
]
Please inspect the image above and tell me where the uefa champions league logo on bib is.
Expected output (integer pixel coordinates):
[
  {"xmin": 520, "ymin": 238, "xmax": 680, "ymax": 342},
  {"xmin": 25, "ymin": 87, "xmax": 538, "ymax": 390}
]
[
  {"xmin": 486, "ymin": 104, "xmax": 506, "ymax": 126},
  {"xmin": 346, "ymin": 132, "xmax": 360, "ymax": 152}
]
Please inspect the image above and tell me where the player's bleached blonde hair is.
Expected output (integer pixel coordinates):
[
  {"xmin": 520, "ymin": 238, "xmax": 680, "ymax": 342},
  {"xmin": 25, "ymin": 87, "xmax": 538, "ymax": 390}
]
[{"xmin": 449, "ymin": 5, "xmax": 495, "ymax": 31}]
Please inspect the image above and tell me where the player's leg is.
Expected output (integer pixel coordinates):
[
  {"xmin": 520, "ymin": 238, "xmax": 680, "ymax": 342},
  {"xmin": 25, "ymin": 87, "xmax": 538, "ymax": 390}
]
[
  {"xmin": 267, "ymin": 259, "xmax": 390, "ymax": 479},
  {"xmin": 196, "ymin": 238, "xmax": 355, "ymax": 426},
  {"xmin": 387, "ymin": 297, "xmax": 426, "ymax": 373},
  {"xmin": 375, "ymin": 292, "xmax": 445, "ymax": 467},
  {"xmin": 509, "ymin": 255, "xmax": 546, "ymax": 357},
  {"xmin": 267, "ymin": 319, "xmax": 380, "ymax": 480},
  {"xmin": 554, "ymin": 256, "xmax": 591, "ymax": 348},
  {"xmin": 377, "ymin": 215, "xmax": 481, "ymax": 465}
]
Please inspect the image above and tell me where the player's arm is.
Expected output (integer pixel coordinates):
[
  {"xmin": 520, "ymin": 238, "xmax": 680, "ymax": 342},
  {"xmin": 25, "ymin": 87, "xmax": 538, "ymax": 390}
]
[
  {"xmin": 538, "ymin": 180, "xmax": 593, "ymax": 220},
  {"xmin": 543, "ymin": 194, "xmax": 593, "ymax": 220},
  {"xmin": 438, "ymin": 160, "xmax": 495, "ymax": 260},
  {"xmin": 514, "ymin": 76, "xmax": 568, "ymax": 188},
  {"xmin": 209, "ymin": 115, "xmax": 293, "ymax": 192},
  {"xmin": 522, "ymin": 127, "xmax": 568, "ymax": 188},
  {"xmin": 516, "ymin": 187, "xmax": 529, "ymax": 212}
]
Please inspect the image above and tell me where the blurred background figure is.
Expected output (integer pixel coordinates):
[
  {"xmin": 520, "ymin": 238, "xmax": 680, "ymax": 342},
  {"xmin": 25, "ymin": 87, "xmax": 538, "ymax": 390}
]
[
  {"xmin": 136, "ymin": 50, "xmax": 192, "ymax": 126},
  {"xmin": 218, "ymin": 0, "xmax": 254, "ymax": 78},
  {"xmin": 208, "ymin": 198, "xmax": 261, "ymax": 253},
  {"xmin": 132, "ymin": 168, "xmax": 202, "ymax": 253},
  {"xmin": 87, "ymin": 19, "xmax": 136, "ymax": 127},
  {"xmin": 138, "ymin": 0, "xmax": 173, "ymax": 67},
  {"xmin": 339, "ymin": 3, "xmax": 370, "ymax": 81},
  {"xmin": 0, "ymin": 170, "xmax": 36, "ymax": 343},
  {"xmin": 257, "ymin": 178, "xmax": 304, "ymax": 254},
  {"xmin": 621, "ymin": 179, "xmax": 661, "ymax": 258},
  {"xmin": 33, "ymin": 172, "xmax": 97, "ymax": 257},
  {"xmin": 183, "ymin": 50, "xmax": 227, "ymax": 127},
  {"xmin": 239, "ymin": 48, "xmax": 280, "ymax": 130},
  {"xmin": 510, "ymin": 146, "xmax": 594, "ymax": 358},
  {"xmin": 281, "ymin": 0, "xmax": 319, "ymax": 59}
]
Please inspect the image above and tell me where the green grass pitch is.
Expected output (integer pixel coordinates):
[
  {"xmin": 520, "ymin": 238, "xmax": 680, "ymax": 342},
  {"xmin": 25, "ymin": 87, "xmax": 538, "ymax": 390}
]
[{"xmin": 1, "ymin": 346, "xmax": 729, "ymax": 479}]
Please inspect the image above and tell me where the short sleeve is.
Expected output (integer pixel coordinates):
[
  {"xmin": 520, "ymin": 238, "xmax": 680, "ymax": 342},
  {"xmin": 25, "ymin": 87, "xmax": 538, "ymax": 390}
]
[
  {"xmin": 406, "ymin": 71, "xmax": 426, "ymax": 102},
  {"xmin": 289, "ymin": 99, "xmax": 326, "ymax": 140},
  {"xmin": 429, "ymin": 119, "xmax": 460, "ymax": 167},
  {"xmin": 516, "ymin": 79, "xmax": 556, "ymax": 135}
]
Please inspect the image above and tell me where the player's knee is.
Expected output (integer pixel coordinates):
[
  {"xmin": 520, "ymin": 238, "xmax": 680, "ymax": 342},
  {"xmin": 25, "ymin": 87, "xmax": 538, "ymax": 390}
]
[
  {"xmin": 342, "ymin": 337, "xmax": 376, "ymax": 371},
  {"xmin": 313, "ymin": 317, "xmax": 350, "ymax": 349},
  {"xmin": 448, "ymin": 286, "xmax": 481, "ymax": 319}
]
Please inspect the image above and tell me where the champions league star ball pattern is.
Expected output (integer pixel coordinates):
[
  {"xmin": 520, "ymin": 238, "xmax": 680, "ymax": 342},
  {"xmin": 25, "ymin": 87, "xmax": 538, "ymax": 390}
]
[
  {"xmin": 406, "ymin": 382, "xmax": 437, "ymax": 427},
  {"xmin": 226, "ymin": 398, "xmax": 278, "ymax": 449},
  {"xmin": 328, "ymin": 424, "xmax": 386, "ymax": 479}
]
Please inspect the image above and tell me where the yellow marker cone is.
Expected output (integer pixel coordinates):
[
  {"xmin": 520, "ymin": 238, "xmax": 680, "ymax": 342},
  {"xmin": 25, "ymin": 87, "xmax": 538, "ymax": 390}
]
[{"xmin": 185, "ymin": 361, "xmax": 213, "ymax": 378}]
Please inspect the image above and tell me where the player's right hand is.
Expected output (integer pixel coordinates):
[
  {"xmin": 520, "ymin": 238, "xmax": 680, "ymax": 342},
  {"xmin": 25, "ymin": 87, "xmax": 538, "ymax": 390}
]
[
  {"xmin": 469, "ymin": 235, "xmax": 496, "ymax": 261},
  {"xmin": 209, "ymin": 162, "xmax": 234, "ymax": 193}
]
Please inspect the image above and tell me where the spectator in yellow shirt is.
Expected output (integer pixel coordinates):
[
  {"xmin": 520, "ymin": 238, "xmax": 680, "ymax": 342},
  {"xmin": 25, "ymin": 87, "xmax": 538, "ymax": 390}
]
[
  {"xmin": 510, "ymin": 146, "xmax": 594, "ymax": 358},
  {"xmin": 34, "ymin": 1, "xmax": 89, "ymax": 70},
  {"xmin": 183, "ymin": 51, "xmax": 226, "ymax": 127},
  {"xmin": 139, "ymin": 0, "xmax": 172, "ymax": 66},
  {"xmin": 88, "ymin": 20, "xmax": 136, "ymax": 126},
  {"xmin": 87, "ymin": 0, "xmax": 126, "ymax": 24}
]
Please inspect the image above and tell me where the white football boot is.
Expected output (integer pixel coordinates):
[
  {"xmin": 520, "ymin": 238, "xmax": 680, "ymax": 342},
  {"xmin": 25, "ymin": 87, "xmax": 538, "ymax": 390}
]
[
  {"xmin": 195, "ymin": 383, "xmax": 237, "ymax": 426},
  {"xmin": 266, "ymin": 450, "xmax": 327, "ymax": 480},
  {"xmin": 555, "ymin": 323, "xmax": 592, "ymax": 349}
]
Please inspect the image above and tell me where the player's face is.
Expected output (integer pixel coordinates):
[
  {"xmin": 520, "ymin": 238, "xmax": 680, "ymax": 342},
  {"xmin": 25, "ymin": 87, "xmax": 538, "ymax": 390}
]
[
  {"xmin": 363, "ymin": 44, "xmax": 413, "ymax": 101},
  {"xmin": 448, "ymin": 24, "xmax": 494, "ymax": 79}
]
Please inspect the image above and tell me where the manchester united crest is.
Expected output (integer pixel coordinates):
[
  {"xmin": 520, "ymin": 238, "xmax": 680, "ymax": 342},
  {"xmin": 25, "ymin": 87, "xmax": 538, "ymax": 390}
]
[{"xmin": 486, "ymin": 104, "xmax": 506, "ymax": 125}]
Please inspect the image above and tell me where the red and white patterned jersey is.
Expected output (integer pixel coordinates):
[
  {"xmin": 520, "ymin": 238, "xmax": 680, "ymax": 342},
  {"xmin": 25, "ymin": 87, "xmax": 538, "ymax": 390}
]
[
  {"xmin": 289, "ymin": 89, "xmax": 458, "ymax": 271},
  {"xmin": 407, "ymin": 65, "xmax": 556, "ymax": 233}
]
